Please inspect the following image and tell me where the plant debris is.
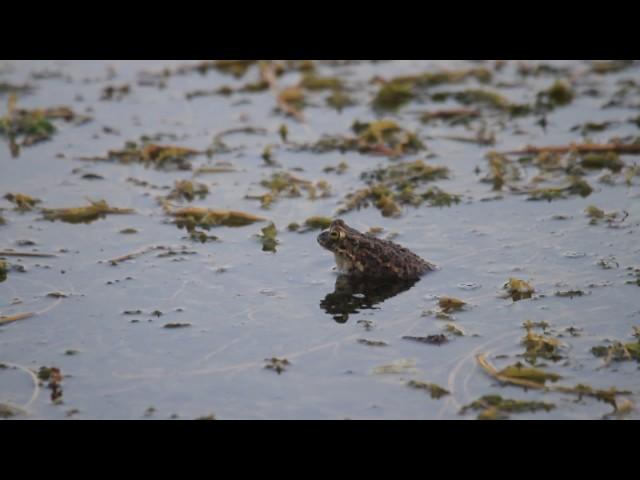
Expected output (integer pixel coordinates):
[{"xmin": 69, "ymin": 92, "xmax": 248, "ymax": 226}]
[
  {"xmin": 163, "ymin": 322, "xmax": 192, "ymax": 329},
  {"xmin": 407, "ymin": 380, "xmax": 450, "ymax": 399},
  {"xmin": 42, "ymin": 200, "xmax": 134, "ymax": 224},
  {"xmin": 4, "ymin": 193, "xmax": 41, "ymax": 211},
  {"xmin": 0, "ymin": 312, "xmax": 35, "ymax": 325},
  {"xmin": 402, "ymin": 334, "xmax": 449, "ymax": 345},
  {"xmin": 357, "ymin": 338, "xmax": 388, "ymax": 347},
  {"xmin": 92, "ymin": 142, "xmax": 202, "ymax": 171},
  {"xmin": 170, "ymin": 208, "xmax": 265, "ymax": 233},
  {"xmin": 460, "ymin": 394, "xmax": 555, "ymax": 420},
  {"xmin": 38, "ymin": 366, "xmax": 63, "ymax": 403},
  {"xmin": 373, "ymin": 358, "xmax": 417, "ymax": 374},
  {"xmin": 166, "ymin": 180, "xmax": 209, "ymax": 202},
  {"xmin": 257, "ymin": 222, "xmax": 278, "ymax": 252},
  {"xmin": 438, "ymin": 297, "xmax": 466, "ymax": 313},
  {"xmin": 503, "ymin": 278, "xmax": 535, "ymax": 301},
  {"xmin": 521, "ymin": 323, "xmax": 564, "ymax": 363},
  {"xmin": 338, "ymin": 159, "xmax": 455, "ymax": 217},
  {"xmin": 0, "ymin": 96, "xmax": 89, "ymax": 156},
  {"xmin": 264, "ymin": 357, "xmax": 290, "ymax": 374}
]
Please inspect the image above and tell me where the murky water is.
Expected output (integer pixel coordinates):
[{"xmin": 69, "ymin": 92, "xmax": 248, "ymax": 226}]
[{"xmin": 1, "ymin": 60, "xmax": 639, "ymax": 419}]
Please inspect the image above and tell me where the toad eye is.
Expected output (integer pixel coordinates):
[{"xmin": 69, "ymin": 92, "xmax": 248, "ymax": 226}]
[{"xmin": 329, "ymin": 230, "xmax": 340, "ymax": 240}]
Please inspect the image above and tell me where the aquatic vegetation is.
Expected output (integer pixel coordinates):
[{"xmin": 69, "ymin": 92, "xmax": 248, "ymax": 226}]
[
  {"xmin": 38, "ymin": 366, "xmax": 63, "ymax": 404},
  {"xmin": 102, "ymin": 142, "xmax": 202, "ymax": 170},
  {"xmin": 101, "ymin": 84, "xmax": 130, "ymax": 100},
  {"xmin": 503, "ymin": 278, "xmax": 534, "ymax": 301},
  {"xmin": 0, "ymin": 97, "xmax": 88, "ymax": 155},
  {"xmin": 249, "ymin": 172, "xmax": 330, "ymax": 209},
  {"xmin": 524, "ymin": 178, "xmax": 593, "ymax": 201},
  {"xmin": 537, "ymin": 80, "xmax": 574, "ymax": 107},
  {"xmin": 438, "ymin": 297, "xmax": 466, "ymax": 313},
  {"xmin": 357, "ymin": 339, "xmax": 388, "ymax": 347},
  {"xmin": 171, "ymin": 207, "xmax": 265, "ymax": 232},
  {"xmin": 407, "ymin": 380, "xmax": 450, "ymax": 399},
  {"xmin": 483, "ymin": 152, "xmax": 522, "ymax": 191},
  {"xmin": 326, "ymin": 89, "xmax": 355, "ymax": 111},
  {"xmin": 166, "ymin": 180, "xmax": 209, "ymax": 202},
  {"xmin": 373, "ymin": 358, "xmax": 417, "ymax": 374},
  {"xmin": 580, "ymin": 152, "xmax": 624, "ymax": 172},
  {"xmin": 584, "ymin": 205, "xmax": 628, "ymax": 226},
  {"xmin": 444, "ymin": 323, "xmax": 465, "ymax": 336},
  {"xmin": 0, "ymin": 259, "xmax": 7, "ymax": 282},
  {"xmin": 496, "ymin": 362, "xmax": 561, "ymax": 385},
  {"xmin": 257, "ymin": 222, "xmax": 278, "ymax": 252},
  {"xmin": 460, "ymin": 394, "xmax": 555, "ymax": 420},
  {"xmin": 591, "ymin": 334, "xmax": 640, "ymax": 364},
  {"xmin": 420, "ymin": 108, "xmax": 480, "ymax": 124},
  {"xmin": 294, "ymin": 119, "xmax": 423, "ymax": 157},
  {"xmin": 339, "ymin": 160, "xmax": 455, "ymax": 217},
  {"xmin": 591, "ymin": 60, "xmax": 635, "ymax": 74},
  {"xmin": 4, "ymin": 193, "xmax": 41, "ymax": 211},
  {"xmin": 163, "ymin": 323, "xmax": 192, "ymax": 329},
  {"xmin": 373, "ymin": 81, "xmax": 414, "ymax": 111},
  {"xmin": 521, "ymin": 324, "xmax": 564, "ymax": 363},
  {"xmin": 554, "ymin": 289, "xmax": 585, "ymax": 298},
  {"xmin": 302, "ymin": 216, "xmax": 332, "ymax": 231},
  {"xmin": 374, "ymin": 68, "xmax": 493, "ymax": 111},
  {"xmin": 299, "ymin": 74, "xmax": 342, "ymax": 91},
  {"xmin": 402, "ymin": 334, "xmax": 449, "ymax": 345},
  {"xmin": 42, "ymin": 200, "xmax": 134, "ymax": 224},
  {"xmin": 264, "ymin": 357, "xmax": 290, "ymax": 374}
]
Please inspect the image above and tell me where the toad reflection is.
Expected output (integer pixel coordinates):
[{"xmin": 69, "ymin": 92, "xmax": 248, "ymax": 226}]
[{"xmin": 319, "ymin": 275, "xmax": 418, "ymax": 323}]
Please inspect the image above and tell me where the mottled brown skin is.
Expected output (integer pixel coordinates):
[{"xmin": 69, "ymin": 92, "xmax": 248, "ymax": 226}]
[{"xmin": 317, "ymin": 219, "xmax": 436, "ymax": 281}]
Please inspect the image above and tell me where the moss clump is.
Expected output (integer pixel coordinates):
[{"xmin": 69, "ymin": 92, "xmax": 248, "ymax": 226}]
[
  {"xmin": 460, "ymin": 394, "xmax": 555, "ymax": 420},
  {"xmin": 453, "ymin": 89, "xmax": 512, "ymax": 109}
]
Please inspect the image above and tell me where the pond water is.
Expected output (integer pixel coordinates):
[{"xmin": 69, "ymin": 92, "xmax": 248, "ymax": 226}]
[{"xmin": 1, "ymin": 60, "xmax": 639, "ymax": 419}]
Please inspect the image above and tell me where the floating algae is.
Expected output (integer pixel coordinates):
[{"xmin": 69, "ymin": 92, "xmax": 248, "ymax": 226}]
[
  {"xmin": 264, "ymin": 357, "xmax": 290, "ymax": 374},
  {"xmin": 407, "ymin": 380, "xmax": 450, "ymax": 399},
  {"xmin": 171, "ymin": 207, "xmax": 265, "ymax": 232},
  {"xmin": 460, "ymin": 394, "xmax": 555, "ymax": 420},
  {"xmin": 42, "ymin": 200, "xmax": 134, "ymax": 224},
  {"xmin": 502, "ymin": 278, "xmax": 535, "ymax": 301},
  {"xmin": 257, "ymin": 222, "xmax": 278, "ymax": 253},
  {"xmin": 165, "ymin": 180, "xmax": 209, "ymax": 202},
  {"xmin": 4, "ymin": 193, "xmax": 41, "ymax": 211}
]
